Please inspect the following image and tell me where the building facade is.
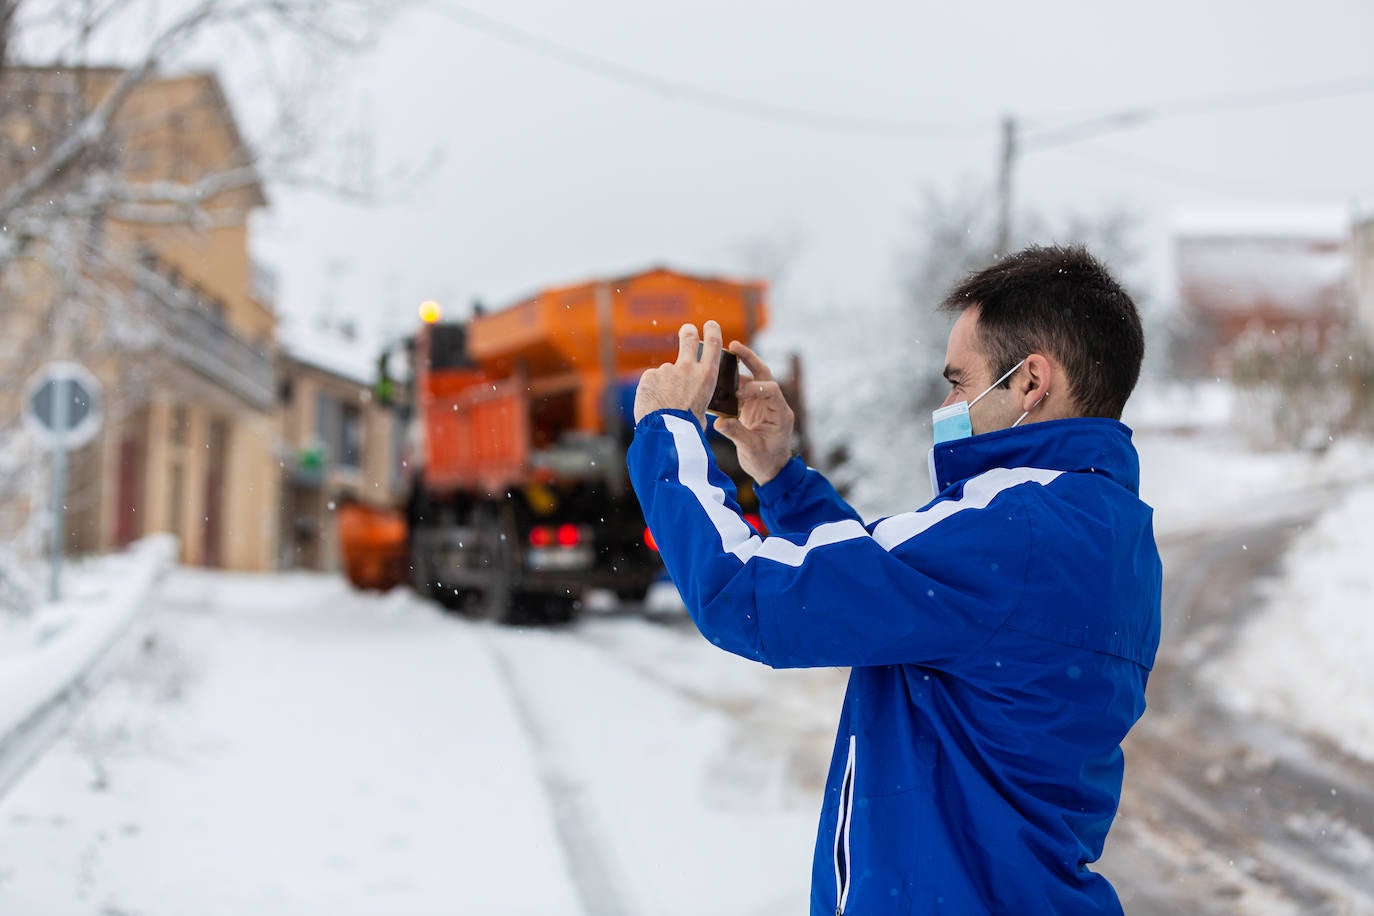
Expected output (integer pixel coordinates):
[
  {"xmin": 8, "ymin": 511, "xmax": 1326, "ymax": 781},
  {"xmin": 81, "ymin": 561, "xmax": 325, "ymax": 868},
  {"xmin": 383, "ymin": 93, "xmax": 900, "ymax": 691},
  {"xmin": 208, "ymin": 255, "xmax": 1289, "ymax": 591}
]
[
  {"xmin": 277, "ymin": 327, "xmax": 404, "ymax": 573},
  {"xmin": 1173, "ymin": 207, "xmax": 1353, "ymax": 375},
  {"xmin": 1, "ymin": 69, "xmax": 281, "ymax": 571},
  {"xmin": 1352, "ymin": 216, "xmax": 1374, "ymax": 352}
]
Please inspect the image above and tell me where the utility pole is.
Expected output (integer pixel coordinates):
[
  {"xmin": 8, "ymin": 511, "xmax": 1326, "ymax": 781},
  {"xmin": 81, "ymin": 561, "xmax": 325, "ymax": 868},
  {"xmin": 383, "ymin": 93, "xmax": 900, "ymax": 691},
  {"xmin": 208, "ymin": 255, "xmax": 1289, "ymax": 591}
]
[{"xmin": 994, "ymin": 114, "xmax": 1017, "ymax": 258}]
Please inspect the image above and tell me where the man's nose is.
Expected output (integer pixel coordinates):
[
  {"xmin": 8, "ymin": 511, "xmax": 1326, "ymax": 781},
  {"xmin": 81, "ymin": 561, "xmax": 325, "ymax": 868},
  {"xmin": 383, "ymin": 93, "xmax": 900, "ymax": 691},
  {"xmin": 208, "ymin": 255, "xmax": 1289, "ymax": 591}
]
[{"xmin": 940, "ymin": 391, "xmax": 959, "ymax": 409}]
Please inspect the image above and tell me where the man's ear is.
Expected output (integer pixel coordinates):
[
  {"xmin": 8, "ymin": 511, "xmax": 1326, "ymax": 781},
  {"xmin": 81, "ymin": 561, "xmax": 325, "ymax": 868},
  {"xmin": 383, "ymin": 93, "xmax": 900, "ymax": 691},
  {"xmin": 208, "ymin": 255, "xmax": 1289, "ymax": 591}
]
[{"xmin": 1021, "ymin": 354, "xmax": 1053, "ymax": 411}]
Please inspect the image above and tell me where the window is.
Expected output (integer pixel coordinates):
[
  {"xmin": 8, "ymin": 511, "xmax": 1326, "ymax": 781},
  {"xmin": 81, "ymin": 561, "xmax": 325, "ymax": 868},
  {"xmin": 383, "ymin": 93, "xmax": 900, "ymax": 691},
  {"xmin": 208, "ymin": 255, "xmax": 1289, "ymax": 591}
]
[
  {"xmin": 168, "ymin": 462, "xmax": 184, "ymax": 537},
  {"xmin": 339, "ymin": 404, "xmax": 362, "ymax": 469},
  {"xmin": 171, "ymin": 405, "xmax": 189, "ymax": 446},
  {"xmin": 316, "ymin": 391, "xmax": 337, "ymax": 463},
  {"xmin": 316, "ymin": 391, "xmax": 362, "ymax": 470}
]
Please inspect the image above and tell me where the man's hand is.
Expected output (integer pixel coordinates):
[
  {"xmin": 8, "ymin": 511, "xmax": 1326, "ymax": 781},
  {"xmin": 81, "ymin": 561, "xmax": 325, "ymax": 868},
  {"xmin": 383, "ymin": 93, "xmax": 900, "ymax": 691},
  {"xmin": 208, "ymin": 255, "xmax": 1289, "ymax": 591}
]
[
  {"xmin": 633, "ymin": 321, "xmax": 724, "ymax": 429},
  {"xmin": 713, "ymin": 342, "xmax": 795, "ymax": 486}
]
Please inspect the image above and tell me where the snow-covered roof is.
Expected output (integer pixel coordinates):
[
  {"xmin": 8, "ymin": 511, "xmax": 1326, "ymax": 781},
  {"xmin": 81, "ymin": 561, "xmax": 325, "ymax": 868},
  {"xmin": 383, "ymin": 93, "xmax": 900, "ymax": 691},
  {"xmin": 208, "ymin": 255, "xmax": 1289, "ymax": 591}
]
[
  {"xmin": 279, "ymin": 321, "xmax": 379, "ymax": 387},
  {"xmin": 1176, "ymin": 239, "xmax": 1349, "ymax": 314},
  {"xmin": 1173, "ymin": 205, "xmax": 1350, "ymax": 240}
]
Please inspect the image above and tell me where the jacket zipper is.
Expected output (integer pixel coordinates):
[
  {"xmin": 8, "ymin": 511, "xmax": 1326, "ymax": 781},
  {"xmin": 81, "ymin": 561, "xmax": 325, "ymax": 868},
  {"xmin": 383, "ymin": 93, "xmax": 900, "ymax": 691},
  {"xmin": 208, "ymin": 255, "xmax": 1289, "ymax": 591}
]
[{"xmin": 833, "ymin": 734, "xmax": 857, "ymax": 915}]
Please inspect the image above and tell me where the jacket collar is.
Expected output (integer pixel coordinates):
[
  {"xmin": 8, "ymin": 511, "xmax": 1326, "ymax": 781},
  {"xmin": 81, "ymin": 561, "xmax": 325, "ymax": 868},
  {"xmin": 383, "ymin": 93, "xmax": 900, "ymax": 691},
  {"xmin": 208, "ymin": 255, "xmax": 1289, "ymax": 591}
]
[{"xmin": 930, "ymin": 417, "xmax": 1141, "ymax": 496}]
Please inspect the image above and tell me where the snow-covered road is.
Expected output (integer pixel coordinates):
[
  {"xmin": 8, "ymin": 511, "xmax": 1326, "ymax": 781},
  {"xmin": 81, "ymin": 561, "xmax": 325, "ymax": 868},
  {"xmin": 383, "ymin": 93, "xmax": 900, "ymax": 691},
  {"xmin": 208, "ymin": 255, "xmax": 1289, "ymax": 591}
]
[
  {"xmin": 0, "ymin": 569, "xmax": 844, "ymax": 915},
  {"xmin": 1102, "ymin": 513, "xmax": 1374, "ymax": 914}
]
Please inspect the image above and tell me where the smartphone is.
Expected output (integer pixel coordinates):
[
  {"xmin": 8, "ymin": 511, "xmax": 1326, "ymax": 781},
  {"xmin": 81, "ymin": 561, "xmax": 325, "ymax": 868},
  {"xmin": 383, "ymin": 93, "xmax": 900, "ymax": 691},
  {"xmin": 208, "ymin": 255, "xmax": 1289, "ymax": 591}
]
[{"xmin": 697, "ymin": 344, "xmax": 740, "ymax": 418}]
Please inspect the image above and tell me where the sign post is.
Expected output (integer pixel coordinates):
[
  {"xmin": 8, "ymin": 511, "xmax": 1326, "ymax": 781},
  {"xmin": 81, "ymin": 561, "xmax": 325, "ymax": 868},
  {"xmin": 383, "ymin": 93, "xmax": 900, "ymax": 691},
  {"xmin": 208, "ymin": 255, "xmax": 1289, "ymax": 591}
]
[{"xmin": 23, "ymin": 363, "xmax": 103, "ymax": 602}]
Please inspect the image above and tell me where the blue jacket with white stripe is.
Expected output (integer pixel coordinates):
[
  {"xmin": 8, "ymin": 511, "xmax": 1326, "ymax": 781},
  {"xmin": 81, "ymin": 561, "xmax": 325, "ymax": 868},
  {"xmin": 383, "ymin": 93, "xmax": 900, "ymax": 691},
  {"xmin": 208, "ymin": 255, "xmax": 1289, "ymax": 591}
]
[{"xmin": 627, "ymin": 410, "xmax": 1162, "ymax": 914}]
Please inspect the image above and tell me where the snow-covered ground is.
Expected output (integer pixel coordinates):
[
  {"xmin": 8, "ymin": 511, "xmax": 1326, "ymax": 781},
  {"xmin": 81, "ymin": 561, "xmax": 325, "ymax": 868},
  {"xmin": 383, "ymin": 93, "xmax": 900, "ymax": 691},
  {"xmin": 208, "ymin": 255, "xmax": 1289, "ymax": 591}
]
[
  {"xmin": 0, "ymin": 569, "xmax": 837, "ymax": 915},
  {"xmin": 1128, "ymin": 409, "xmax": 1374, "ymax": 766},
  {"xmin": 0, "ymin": 571, "xmax": 588, "ymax": 914},
  {"xmin": 1097, "ymin": 380, "xmax": 1374, "ymax": 538},
  {"xmin": 1204, "ymin": 481, "xmax": 1374, "ymax": 763},
  {"xmin": 1123, "ymin": 387, "xmax": 1374, "ymax": 765}
]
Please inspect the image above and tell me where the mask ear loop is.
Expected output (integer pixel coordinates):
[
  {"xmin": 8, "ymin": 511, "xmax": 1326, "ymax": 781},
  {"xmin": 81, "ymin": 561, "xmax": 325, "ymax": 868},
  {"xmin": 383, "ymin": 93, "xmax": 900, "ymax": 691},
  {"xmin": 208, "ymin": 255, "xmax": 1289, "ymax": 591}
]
[
  {"xmin": 968, "ymin": 358, "xmax": 1027, "ymax": 410},
  {"xmin": 1013, "ymin": 390, "xmax": 1048, "ymax": 428}
]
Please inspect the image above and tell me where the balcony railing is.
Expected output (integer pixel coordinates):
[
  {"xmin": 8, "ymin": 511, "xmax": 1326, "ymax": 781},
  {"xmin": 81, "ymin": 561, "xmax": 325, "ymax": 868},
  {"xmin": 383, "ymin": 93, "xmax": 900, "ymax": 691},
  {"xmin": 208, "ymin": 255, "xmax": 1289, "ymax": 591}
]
[{"xmin": 144, "ymin": 288, "xmax": 276, "ymax": 411}]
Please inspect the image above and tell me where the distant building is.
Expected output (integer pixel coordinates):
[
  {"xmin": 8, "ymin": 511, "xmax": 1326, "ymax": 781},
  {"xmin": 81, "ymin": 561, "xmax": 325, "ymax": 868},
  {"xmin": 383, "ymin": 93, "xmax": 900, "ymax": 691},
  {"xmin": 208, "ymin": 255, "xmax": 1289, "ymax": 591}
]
[
  {"xmin": 1173, "ymin": 206, "xmax": 1353, "ymax": 374},
  {"xmin": 1352, "ymin": 216, "xmax": 1374, "ymax": 351},
  {"xmin": 277, "ymin": 323, "xmax": 405, "ymax": 572},
  {"xmin": 0, "ymin": 68, "xmax": 281, "ymax": 570}
]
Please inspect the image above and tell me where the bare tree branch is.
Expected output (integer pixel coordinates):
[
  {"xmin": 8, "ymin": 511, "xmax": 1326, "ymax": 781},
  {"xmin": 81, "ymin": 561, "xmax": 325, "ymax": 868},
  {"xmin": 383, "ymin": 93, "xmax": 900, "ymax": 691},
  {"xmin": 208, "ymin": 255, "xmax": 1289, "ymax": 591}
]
[
  {"xmin": 0, "ymin": 2, "xmax": 220, "ymax": 223},
  {"xmin": 0, "ymin": 0, "xmax": 398, "ymax": 272},
  {"xmin": 0, "ymin": 0, "xmax": 21, "ymax": 74}
]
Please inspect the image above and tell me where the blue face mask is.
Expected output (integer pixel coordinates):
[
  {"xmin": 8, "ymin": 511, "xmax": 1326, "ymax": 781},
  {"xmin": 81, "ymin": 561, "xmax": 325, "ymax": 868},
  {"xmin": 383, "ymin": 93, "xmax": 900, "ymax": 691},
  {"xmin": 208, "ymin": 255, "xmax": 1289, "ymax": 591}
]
[{"xmin": 931, "ymin": 358, "xmax": 1030, "ymax": 446}]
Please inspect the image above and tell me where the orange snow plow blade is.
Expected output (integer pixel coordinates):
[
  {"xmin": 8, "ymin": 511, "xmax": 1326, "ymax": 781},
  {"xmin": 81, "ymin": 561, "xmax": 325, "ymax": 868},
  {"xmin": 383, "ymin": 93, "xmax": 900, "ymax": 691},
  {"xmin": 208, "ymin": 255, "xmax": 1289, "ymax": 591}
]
[{"xmin": 337, "ymin": 502, "xmax": 408, "ymax": 591}]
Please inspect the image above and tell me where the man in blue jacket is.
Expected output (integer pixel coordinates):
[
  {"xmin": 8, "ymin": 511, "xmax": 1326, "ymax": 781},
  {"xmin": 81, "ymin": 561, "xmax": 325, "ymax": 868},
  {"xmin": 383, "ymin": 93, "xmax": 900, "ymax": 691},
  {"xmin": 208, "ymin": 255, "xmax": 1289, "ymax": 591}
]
[{"xmin": 628, "ymin": 245, "xmax": 1161, "ymax": 914}]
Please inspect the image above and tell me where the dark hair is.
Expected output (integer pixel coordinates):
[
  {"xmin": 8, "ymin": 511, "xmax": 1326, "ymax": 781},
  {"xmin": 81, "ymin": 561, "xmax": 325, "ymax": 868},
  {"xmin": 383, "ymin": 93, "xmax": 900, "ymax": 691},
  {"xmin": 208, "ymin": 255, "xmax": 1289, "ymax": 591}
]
[{"xmin": 939, "ymin": 245, "xmax": 1143, "ymax": 419}]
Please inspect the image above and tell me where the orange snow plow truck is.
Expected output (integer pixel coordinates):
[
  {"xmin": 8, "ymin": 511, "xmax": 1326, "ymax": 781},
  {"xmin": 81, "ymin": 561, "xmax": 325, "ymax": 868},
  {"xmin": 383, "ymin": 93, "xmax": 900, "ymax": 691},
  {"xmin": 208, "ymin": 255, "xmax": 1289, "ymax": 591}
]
[{"xmin": 339, "ymin": 267, "xmax": 803, "ymax": 624}]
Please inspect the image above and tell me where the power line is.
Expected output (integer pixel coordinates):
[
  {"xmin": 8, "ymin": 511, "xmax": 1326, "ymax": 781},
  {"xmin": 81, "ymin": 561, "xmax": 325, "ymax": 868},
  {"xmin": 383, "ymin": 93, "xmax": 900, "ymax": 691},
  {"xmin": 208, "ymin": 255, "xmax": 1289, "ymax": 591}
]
[
  {"xmin": 431, "ymin": 1, "xmax": 1374, "ymax": 145},
  {"xmin": 1059, "ymin": 140, "xmax": 1374, "ymax": 200},
  {"xmin": 428, "ymin": 0, "xmax": 1374, "ymax": 225},
  {"xmin": 1159, "ymin": 74, "xmax": 1374, "ymax": 118},
  {"xmin": 1023, "ymin": 75, "xmax": 1374, "ymax": 149},
  {"xmin": 999, "ymin": 74, "xmax": 1374, "ymax": 248},
  {"xmin": 426, "ymin": 1, "xmax": 989, "ymax": 138},
  {"xmin": 1022, "ymin": 109, "xmax": 1154, "ymax": 151}
]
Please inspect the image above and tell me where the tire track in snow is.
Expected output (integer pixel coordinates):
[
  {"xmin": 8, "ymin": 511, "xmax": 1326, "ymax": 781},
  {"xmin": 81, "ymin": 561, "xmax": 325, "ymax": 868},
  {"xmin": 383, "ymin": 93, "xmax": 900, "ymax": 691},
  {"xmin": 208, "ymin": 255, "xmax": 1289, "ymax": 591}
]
[{"xmin": 484, "ymin": 639, "xmax": 633, "ymax": 916}]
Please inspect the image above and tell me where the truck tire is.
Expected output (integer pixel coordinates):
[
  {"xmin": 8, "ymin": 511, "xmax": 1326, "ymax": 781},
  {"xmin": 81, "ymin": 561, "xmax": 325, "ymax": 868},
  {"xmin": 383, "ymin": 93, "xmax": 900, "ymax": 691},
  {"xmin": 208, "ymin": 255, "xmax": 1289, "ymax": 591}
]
[
  {"xmin": 410, "ymin": 532, "xmax": 459, "ymax": 611},
  {"xmin": 408, "ymin": 532, "xmax": 435, "ymax": 597},
  {"xmin": 474, "ymin": 502, "xmax": 521, "ymax": 625}
]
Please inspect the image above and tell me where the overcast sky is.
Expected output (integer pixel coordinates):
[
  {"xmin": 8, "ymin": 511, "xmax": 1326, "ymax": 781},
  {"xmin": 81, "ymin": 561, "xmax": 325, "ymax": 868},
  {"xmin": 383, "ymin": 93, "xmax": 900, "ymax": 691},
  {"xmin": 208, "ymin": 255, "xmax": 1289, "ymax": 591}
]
[{"xmin": 243, "ymin": 0, "xmax": 1374, "ymax": 339}]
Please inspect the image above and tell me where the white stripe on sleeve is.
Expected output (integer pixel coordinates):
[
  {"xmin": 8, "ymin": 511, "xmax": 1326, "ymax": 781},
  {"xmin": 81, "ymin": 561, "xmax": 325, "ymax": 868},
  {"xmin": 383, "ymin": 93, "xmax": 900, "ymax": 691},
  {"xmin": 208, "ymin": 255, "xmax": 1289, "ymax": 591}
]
[
  {"xmin": 665, "ymin": 415, "xmax": 764, "ymax": 563},
  {"xmin": 871, "ymin": 467, "xmax": 1062, "ymax": 551}
]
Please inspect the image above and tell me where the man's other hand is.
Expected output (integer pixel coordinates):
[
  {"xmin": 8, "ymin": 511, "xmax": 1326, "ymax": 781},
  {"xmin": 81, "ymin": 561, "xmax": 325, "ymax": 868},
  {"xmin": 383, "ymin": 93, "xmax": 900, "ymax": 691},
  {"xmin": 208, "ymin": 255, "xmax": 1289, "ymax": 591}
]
[
  {"xmin": 633, "ymin": 321, "xmax": 723, "ymax": 429},
  {"xmin": 713, "ymin": 342, "xmax": 795, "ymax": 486}
]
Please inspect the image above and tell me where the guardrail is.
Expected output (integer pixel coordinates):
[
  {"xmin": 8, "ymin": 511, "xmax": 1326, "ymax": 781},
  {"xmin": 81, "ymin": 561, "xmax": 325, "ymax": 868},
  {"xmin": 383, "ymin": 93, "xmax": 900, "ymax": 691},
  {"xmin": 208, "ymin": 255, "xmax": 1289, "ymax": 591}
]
[{"xmin": 0, "ymin": 537, "xmax": 176, "ymax": 799}]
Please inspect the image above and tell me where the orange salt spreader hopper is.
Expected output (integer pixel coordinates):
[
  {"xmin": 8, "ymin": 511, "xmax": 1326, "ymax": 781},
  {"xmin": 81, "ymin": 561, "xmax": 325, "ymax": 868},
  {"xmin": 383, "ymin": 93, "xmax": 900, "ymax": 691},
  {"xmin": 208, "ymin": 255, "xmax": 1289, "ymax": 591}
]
[{"xmin": 336, "ymin": 500, "xmax": 408, "ymax": 591}]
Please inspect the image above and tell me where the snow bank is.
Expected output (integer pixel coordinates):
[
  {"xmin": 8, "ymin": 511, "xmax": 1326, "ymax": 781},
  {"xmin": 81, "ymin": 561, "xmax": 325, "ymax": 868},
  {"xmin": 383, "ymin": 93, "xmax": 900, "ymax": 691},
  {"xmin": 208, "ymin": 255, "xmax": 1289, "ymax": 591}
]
[
  {"xmin": 0, "ymin": 537, "xmax": 176, "ymax": 746},
  {"xmin": 1136, "ymin": 430, "xmax": 1374, "ymax": 537},
  {"xmin": 1204, "ymin": 484, "xmax": 1374, "ymax": 762}
]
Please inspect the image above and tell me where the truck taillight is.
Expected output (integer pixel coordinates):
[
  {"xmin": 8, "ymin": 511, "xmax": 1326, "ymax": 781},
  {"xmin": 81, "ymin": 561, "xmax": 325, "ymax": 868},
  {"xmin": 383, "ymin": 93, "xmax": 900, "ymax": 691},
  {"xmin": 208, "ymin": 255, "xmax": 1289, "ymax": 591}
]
[
  {"xmin": 643, "ymin": 527, "xmax": 658, "ymax": 552},
  {"xmin": 530, "ymin": 524, "xmax": 583, "ymax": 548}
]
